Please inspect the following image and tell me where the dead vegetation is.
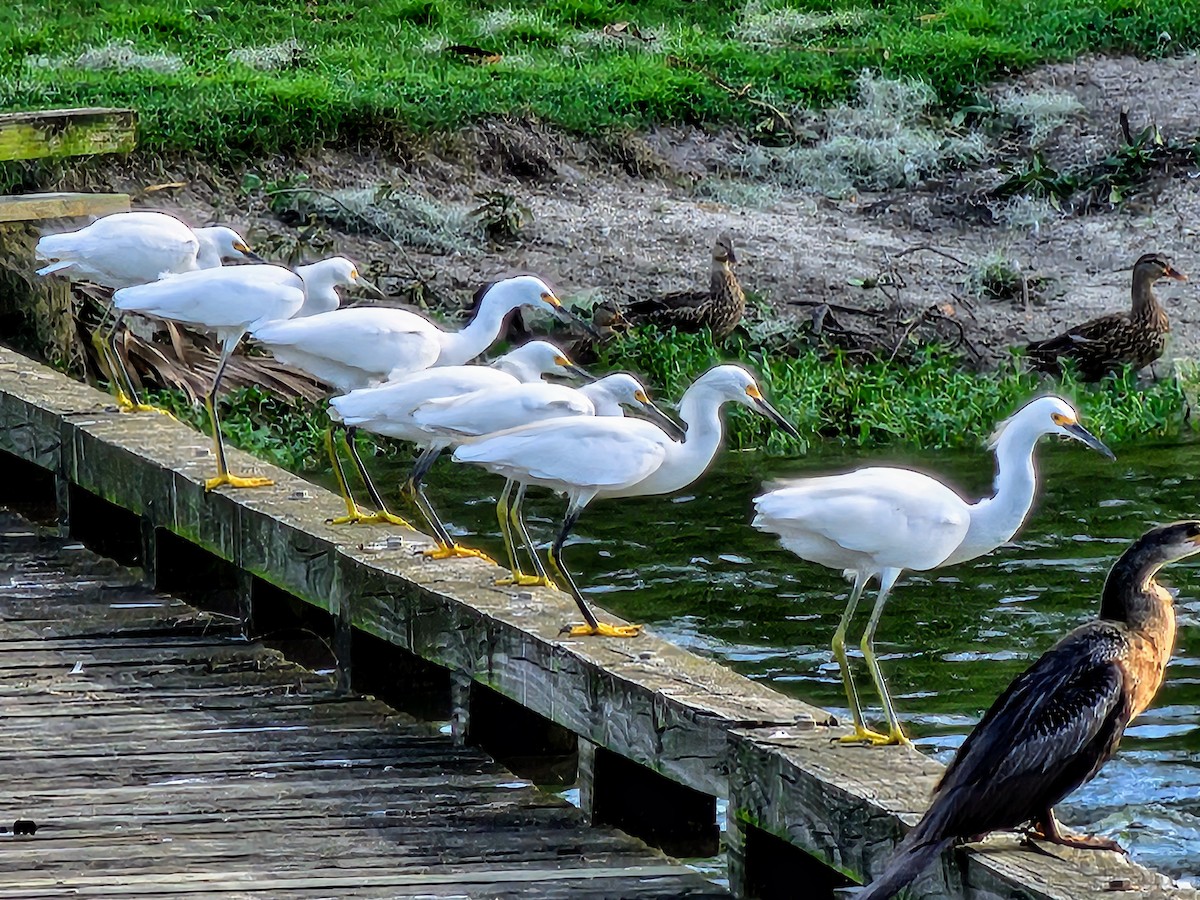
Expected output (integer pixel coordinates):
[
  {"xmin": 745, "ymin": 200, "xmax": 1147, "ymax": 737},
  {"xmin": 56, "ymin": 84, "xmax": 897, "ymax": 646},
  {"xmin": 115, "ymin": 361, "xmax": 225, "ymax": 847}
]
[{"xmin": 11, "ymin": 57, "xmax": 1200, "ymax": 399}]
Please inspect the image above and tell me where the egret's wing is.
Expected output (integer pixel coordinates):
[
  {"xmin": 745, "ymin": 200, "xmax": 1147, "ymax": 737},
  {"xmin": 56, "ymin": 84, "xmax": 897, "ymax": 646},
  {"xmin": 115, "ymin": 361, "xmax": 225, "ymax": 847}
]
[
  {"xmin": 36, "ymin": 212, "xmax": 200, "ymax": 285},
  {"xmin": 330, "ymin": 367, "xmax": 514, "ymax": 426},
  {"xmin": 412, "ymin": 384, "xmax": 591, "ymax": 437},
  {"xmin": 114, "ymin": 266, "xmax": 305, "ymax": 330},
  {"xmin": 753, "ymin": 469, "xmax": 970, "ymax": 568},
  {"xmin": 455, "ymin": 417, "xmax": 667, "ymax": 489},
  {"xmin": 253, "ymin": 308, "xmax": 441, "ymax": 379}
]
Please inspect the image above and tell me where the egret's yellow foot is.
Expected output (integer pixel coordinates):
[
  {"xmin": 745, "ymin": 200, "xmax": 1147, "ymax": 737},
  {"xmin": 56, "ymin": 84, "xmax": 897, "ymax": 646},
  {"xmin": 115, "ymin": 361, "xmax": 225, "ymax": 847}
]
[
  {"xmin": 111, "ymin": 388, "xmax": 176, "ymax": 419},
  {"xmin": 836, "ymin": 726, "xmax": 905, "ymax": 746},
  {"xmin": 330, "ymin": 510, "xmax": 414, "ymax": 527},
  {"xmin": 205, "ymin": 473, "xmax": 275, "ymax": 491},
  {"xmin": 424, "ymin": 544, "xmax": 497, "ymax": 563},
  {"xmin": 496, "ymin": 573, "xmax": 559, "ymax": 590},
  {"xmin": 565, "ymin": 622, "xmax": 643, "ymax": 638}
]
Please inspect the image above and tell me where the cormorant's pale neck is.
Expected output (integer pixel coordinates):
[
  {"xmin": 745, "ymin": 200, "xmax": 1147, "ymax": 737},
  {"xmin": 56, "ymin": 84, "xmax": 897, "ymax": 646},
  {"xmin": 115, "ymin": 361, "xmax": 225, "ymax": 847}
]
[{"xmin": 436, "ymin": 293, "xmax": 513, "ymax": 367}]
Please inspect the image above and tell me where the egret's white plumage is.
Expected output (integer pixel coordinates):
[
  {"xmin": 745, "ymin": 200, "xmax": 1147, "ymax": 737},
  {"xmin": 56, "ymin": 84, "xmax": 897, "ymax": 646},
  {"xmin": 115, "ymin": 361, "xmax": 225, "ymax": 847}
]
[
  {"xmin": 453, "ymin": 364, "xmax": 797, "ymax": 636},
  {"xmin": 752, "ymin": 394, "xmax": 1114, "ymax": 745},
  {"xmin": 114, "ymin": 264, "xmax": 306, "ymax": 344},
  {"xmin": 253, "ymin": 275, "xmax": 567, "ymax": 397},
  {"xmin": 110, "ymin": 259, "xmax": 370, "ymax": 491},
  {"xmin": 327, "ymin": 341, "xmax": 589, "ymax": 553},
  {"xmin": 36, "ymin": 211, "xmax": 257, "ymax": 287}
]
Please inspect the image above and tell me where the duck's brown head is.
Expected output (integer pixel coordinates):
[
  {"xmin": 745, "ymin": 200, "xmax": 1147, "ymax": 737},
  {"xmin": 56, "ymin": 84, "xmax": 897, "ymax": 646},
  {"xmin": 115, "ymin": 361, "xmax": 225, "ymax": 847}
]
[
  {"xmin": 712, "ymin": 232, "xmax": 737, "ymax": 266},
  {"xmin": 1134, "ymin": 253, "xmax": 1187, "ymax": 282}
]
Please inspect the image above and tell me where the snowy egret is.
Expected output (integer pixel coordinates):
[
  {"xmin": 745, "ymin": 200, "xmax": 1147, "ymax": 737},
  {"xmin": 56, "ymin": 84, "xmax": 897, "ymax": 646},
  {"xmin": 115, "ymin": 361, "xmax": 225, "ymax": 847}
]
[
  {"xmin": 35, "ymin": 211, "xmax": 260, "ymax": 287},
  {"xmin": 860, "ymin": 521, "xmax": 1200, "ymax": 900},
  {"xmin": 453, "ymin": 364, "xmax": 798, "ymax": 637},
  {"xmin": 328, "ymin": 341, "xmax": 591, "ymax": 555},
  {"xmin": 752, "ymin": 395, "xmax": 1113, "ymax": 746},
  {"xmin": 112, "ymin": 260, "xmax": 368, "ymax": 490},
  {"xmin": 253, "ymin": 275, "xmax": 584, "ymax": 527},
  {"xmin": 413, "ymin": 372, "xmax": 680, "ymax": 578},
  {"xmin": 256, "ymin": 274, "xmax": 584, "ymax": 383},
  {"xmin": 36, "ymin": 210, "xmax": 262, "ymax": 412},
  {"xmin": 105, "ymin": 257, "xmax": 370, "ymax": 415}
]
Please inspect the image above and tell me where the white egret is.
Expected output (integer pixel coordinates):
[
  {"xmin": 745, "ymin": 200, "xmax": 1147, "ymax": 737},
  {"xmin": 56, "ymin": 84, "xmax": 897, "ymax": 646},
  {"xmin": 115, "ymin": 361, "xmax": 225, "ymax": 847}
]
[
  {"xmin": 328, "ymin": 341, "xmax": 591, "ymax": 554},
  {"xmin": 453, "ymin": 364, "xmax": 798, "ymax": 637},
  {"xmin": 35, "ymin": 211, "xmax": 260, "ymax": 286},
  {"xmin": 252, "ymin": 275, "xmax": 579, "ymax": 527},
  {"xmin": 412, "ymin": 372, "xmax": 681, "ymax": 578},
  {"xmin": 111, "ymin": 259, "xmax": 369, "ymax": 490},
  {"xmin": 254, "ymin": 275, "xmax": 584, "ymax": 384},
  {"xmin": 36, "ymin": 210, "xmax": 262, "ymax": 413},
  {"xmin": 751, "ymin": 395, "xmax": 1114, "ymax": 746}
]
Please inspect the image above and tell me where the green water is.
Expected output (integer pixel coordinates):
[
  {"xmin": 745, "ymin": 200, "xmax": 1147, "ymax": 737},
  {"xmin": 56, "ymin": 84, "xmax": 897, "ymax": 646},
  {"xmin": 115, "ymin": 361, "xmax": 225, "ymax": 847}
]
[{"xmin": 349, "ymin": 438, "xmax": 1200, "ymax": 882}]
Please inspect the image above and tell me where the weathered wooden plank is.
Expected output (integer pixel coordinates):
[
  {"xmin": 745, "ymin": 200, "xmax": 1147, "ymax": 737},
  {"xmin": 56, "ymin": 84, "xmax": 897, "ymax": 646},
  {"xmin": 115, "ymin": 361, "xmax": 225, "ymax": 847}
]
[
  {"xmin": 0, "ymin": 508, "xmax": 724, "ymax": 900},
  {"xmin": 0, "ymin": 108, "xmax": 137, "ymax": 161},
  {"xmin": 0, "ymin": 192, "xmax": 131, "ymax": 223}
]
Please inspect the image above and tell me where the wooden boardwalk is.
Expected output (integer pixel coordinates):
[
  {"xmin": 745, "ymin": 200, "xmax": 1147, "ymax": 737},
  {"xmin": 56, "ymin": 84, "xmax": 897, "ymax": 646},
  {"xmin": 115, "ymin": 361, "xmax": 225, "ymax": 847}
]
[{"xmin": 0, "ymin": 509, "xmax": 727, "ymax": 899}]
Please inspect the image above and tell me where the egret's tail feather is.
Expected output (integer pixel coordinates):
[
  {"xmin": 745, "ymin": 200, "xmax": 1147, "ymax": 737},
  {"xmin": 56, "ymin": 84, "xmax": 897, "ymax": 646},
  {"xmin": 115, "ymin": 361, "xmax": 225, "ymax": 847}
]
[
  {"xmin": 36, "ymin": 260, "xmax": 73, "ymax": 277},
  {"xmin": 858, "ymin": 836, "xmax": 953, "ymax": 900}
]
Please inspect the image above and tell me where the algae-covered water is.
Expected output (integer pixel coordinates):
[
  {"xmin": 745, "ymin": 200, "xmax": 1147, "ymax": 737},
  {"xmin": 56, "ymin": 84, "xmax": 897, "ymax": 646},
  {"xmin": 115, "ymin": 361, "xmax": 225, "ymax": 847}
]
[{"xmin": 356, "ymin": 437, "xmax": 1200, "ymax": 882}]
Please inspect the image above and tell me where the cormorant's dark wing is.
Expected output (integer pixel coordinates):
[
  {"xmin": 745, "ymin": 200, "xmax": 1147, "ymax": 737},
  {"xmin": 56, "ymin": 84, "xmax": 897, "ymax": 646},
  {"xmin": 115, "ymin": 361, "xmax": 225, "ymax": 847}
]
[{"xmin": 929, "ymin": 626, "xmax": 1130, "ymax": 837}]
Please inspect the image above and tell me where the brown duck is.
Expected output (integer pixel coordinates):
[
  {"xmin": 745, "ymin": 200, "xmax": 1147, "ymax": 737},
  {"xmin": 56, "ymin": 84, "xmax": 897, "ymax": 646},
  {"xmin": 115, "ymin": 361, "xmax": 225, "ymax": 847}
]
[
  {"xmin": 860, "ymin": 520, "xmax": 1200, "ymax": 900},
  {"xmin": 624, "ymin": 232, "xmax": 746, "ymax": 338},
  {"xmin": 1025, "ymin": 253, "xmax": 1186, "ymax": 381}
]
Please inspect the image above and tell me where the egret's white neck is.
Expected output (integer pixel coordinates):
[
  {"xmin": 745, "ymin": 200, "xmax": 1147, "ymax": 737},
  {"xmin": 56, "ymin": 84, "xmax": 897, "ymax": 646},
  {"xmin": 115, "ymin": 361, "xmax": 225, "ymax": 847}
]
[
  {"xmin": 490, "ymin": 357, "xmax": 546, "ymax": 384},
  {"xmin": 579, "ymin": 382, "xmax": 623, "ymax": 417},
  {"xmin": 614, "ymin": 384, "xmax": 725, "ymax": 497},
  {"xmin": 943, "ymin": 417, "xmax": 1043, "ymax": 565},
  {"xmin": 436, "ymin": 293, "xmax": 514, "ymax": 367},
  {"xmin": 293, "ymin": 263, "xmax": 345, "ymax": 317},
  {"xmin": 193, "ymin": 231, "xmax": 224, "ymax": 269}
]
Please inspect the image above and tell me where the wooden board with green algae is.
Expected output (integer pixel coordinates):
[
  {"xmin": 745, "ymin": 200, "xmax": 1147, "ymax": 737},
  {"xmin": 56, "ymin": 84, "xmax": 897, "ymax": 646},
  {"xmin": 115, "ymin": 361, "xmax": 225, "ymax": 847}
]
[{"xmin": 0, "ymin": 342, "xmax": 1192, "ymax": 899}]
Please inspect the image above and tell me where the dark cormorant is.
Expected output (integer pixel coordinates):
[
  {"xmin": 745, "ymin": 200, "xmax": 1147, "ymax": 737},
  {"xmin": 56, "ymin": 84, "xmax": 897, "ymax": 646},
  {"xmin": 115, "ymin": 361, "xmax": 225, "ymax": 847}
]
[{"xmin": 860, "ymin": 520, "xmax": 1200, "ymax": 899}]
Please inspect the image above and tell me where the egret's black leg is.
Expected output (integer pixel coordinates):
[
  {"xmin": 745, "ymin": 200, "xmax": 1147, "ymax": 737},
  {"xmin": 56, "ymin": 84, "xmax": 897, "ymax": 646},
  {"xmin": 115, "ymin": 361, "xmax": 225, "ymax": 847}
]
[
  {"xmin": 332, "ymin": 427, "xmax": 411, "ymax": 527},
  {"xmin": 547, "ymin": 508, "xmax": 640, "ymax": 638},
  {"xmin": 205, "ymin": 337, "xmax": 272, "ymax": 491},
  {"xmin": 404, "ymin": 449, "xmax": 494, "ymax": 562}
]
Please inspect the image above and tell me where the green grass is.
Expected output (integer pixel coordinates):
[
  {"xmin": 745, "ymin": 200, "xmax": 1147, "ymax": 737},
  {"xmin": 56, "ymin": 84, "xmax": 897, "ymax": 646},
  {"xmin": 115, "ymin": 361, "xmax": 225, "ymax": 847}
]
[
  {"xmin": 2, "ymin": 0, "xmax": 1198, "ymax": 159},
  {"xmin": 597, "ymin": 328, "xmax": 1192, "ymax": 455},
  {"xmin": 138, "ymin": 333, "xmax": 1193, "ymax": 481}
]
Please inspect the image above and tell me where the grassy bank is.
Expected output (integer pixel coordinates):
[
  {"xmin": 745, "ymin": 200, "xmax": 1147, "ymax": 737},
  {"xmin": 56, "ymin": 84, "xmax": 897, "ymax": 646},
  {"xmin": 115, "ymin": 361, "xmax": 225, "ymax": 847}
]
[
  {"xmin": 2, "ymin": 0, "xmax": 1199, "ymax": 159},
  {"xmin": 142, "ymin": 333, "xmax": 1193, "ymax": 479}
]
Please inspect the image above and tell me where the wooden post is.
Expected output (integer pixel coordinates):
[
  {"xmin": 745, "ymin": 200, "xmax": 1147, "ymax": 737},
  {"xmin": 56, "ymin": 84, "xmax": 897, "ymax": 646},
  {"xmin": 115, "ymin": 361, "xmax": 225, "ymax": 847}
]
[
  {"xmin": 464, "ymin": 683, "xmax": 578, "ymax": 785},
  {"xmin": 578, "ymin": 738, "xmax": 720, "ymax": 858}
]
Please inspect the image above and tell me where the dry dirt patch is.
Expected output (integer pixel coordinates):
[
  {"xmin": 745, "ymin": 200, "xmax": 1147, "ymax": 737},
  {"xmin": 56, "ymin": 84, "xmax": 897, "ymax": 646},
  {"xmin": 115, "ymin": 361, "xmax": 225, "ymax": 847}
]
[{"xmin": 74, "ymin": 55, "xmax": 1200, "ymax": 366}]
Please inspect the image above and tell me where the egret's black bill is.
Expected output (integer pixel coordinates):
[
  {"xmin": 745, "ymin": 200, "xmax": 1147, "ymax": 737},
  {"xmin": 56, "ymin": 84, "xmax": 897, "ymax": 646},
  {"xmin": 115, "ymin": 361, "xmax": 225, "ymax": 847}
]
[
  {"xmin": 755, "ymin": 396, "xmax": 800, "ymax": 439},
  {"xmin": 1065, "ymin": 421, "xmax": 1115, "ymax": 460},
  {"xmin": 357, "ymin": 276, "xmax": 388, "ymax": 301},
  {"xmin": 554, "ymin": 306, "xmax": 603, "ymax": 339},
  {"xmin": 641, "ymin": 400, "xmax": 686, "ymax": 441}
]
